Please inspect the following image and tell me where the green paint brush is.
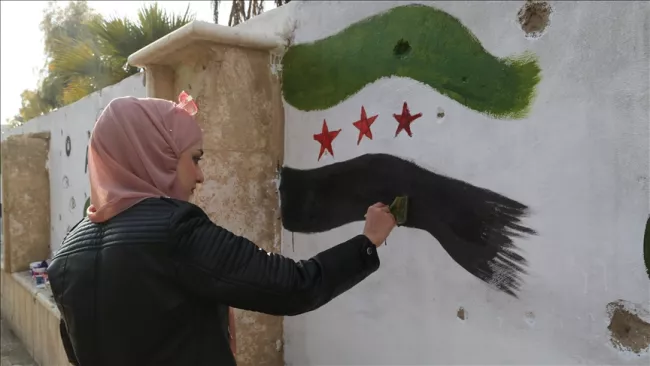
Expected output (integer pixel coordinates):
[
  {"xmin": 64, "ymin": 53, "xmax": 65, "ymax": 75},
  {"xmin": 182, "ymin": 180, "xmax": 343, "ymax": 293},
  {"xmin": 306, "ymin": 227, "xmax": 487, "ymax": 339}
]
[{"xmin": 389, "ymin": 196, "xmax": 408, "ymax": 226}]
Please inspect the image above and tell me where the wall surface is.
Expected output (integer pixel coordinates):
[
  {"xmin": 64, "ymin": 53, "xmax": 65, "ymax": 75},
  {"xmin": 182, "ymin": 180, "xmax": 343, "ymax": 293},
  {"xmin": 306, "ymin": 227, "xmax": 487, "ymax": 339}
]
[
  {"xmin": 172, "ymin": 41, "xmax": 286, "ymax": 366},
  {"xmin": 1, "ymin": 133, "xmax": 50, "ymax": 272},
  {"xmin": 1, "ymin": 74, "xmax": 146, "ymax": 255},
  {"xmin": 268, "ymin": 1, "xmax": 650, "ymax": 365}
]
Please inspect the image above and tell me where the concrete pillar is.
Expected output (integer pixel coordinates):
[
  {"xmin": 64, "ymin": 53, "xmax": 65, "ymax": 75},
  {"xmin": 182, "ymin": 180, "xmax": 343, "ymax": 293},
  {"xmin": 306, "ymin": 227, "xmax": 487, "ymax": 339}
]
[
  {"xmin": 128, "ymin": 22, "xmax": 285, "ymax": 366},
  {"xmin": 1, "ymin": 132, "xmax": 51, "ymax": 273},
  {"xmin": 144, "ymin": 65, "xmax": 176, "ymax": 101}
]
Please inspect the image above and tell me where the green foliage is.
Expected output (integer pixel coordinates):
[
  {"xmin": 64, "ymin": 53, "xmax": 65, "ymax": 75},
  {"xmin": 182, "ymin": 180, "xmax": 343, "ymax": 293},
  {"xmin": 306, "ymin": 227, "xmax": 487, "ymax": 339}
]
[
  {"xmin": 7, "ymin": 1, "xmax": 194, "ymax": 126},
  {"xmin": 211, "ymin": 0, "xmax": 291, "ymax": 26}
]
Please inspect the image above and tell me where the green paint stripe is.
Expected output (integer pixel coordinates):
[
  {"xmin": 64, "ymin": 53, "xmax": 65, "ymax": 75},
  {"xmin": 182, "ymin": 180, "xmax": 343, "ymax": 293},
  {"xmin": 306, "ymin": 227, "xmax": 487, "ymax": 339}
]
[{"xmin": 282, "ymin": 4, "xmax": 542, "ymax": 119}]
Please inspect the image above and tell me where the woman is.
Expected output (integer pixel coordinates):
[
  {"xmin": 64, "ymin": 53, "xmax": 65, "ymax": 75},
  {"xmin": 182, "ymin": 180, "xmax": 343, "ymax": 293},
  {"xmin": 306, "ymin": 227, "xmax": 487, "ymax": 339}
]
[{"xmin": 48, "ymin": 96, "xmax": 397, "ymax": 366}]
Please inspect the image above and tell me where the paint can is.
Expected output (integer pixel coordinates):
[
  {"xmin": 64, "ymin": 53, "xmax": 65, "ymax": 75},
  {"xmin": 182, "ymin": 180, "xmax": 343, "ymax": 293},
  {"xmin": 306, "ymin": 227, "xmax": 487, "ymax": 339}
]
[{"xmin": 29, "ymin": 261, "xmax": 49, "ymax": 289}]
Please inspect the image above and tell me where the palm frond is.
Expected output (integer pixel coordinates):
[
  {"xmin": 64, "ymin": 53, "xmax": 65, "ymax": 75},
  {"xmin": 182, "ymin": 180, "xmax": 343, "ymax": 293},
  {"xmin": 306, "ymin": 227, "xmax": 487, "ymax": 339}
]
[{"xmin": 62, "ymin": 76, "xmax": 96, "ymax": 105}]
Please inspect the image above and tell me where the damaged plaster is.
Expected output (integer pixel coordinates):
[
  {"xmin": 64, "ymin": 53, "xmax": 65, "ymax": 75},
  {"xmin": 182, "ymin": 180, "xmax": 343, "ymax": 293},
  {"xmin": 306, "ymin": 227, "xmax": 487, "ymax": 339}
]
[{"xmin": 606, "ymin": 300, "xmax": 650, "ymax": 355}]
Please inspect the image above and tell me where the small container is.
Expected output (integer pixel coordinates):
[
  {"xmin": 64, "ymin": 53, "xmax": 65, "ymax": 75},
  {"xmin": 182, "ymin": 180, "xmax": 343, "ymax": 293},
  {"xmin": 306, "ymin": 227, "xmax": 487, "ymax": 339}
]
[
  {"xmin": 30, "ymin": 261, "xmax": 49, "ymax": 289},
  {"xmin": 32, "ymin": 267, "xmax": 48, "ymax": 288}
]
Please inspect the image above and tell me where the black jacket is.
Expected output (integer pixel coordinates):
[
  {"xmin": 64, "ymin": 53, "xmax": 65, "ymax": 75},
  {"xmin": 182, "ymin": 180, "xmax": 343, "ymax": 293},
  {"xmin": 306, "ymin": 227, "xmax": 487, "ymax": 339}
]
[{"xmin": 48, "ymin": 197, "xmax": 380, "ymax": 366}]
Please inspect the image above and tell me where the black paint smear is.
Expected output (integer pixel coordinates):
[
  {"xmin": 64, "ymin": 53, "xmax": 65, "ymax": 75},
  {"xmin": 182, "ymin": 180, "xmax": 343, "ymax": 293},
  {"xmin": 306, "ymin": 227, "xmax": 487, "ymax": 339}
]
[
  {"xmin": 85, "ymin": 145, "xmax": 89, "ymax": 174},
  {"xmin": 279, "ymin": 153, "xmax": 537, "ymax": 297},
  {"xmin": 643, "ymin": 217, "xmax": 650, "ymax": 278}
]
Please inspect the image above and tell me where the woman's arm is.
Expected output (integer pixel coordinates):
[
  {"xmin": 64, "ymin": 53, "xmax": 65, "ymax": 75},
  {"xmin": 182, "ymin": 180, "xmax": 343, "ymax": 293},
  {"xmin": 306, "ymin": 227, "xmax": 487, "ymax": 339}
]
[{"xmin": 169, "ymin": 202, "xmax": 380, "ymax": 316}]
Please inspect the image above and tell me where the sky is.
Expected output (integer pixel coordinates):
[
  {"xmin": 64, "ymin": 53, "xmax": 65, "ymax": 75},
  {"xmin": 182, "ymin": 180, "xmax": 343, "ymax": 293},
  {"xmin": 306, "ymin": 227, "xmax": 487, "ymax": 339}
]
[{"xmin": 0, "ymin": 0, "xmax": 275, "ymax": 125}]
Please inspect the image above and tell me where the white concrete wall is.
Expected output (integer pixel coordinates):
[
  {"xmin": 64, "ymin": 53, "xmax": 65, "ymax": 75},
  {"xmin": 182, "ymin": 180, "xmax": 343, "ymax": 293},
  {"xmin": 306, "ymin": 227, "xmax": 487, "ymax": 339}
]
[
  {"xmin": 257, "ymin": 1, "xmax": 650, "ymax": 365},
  {"xmin": 1, "ymin": 74, "xmax": 146, "ymax": 255}
]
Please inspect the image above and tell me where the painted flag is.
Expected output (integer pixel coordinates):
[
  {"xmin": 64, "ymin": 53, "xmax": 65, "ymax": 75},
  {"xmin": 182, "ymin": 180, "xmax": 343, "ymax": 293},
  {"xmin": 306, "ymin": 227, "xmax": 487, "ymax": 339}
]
[{"xmin": 278, "ymin": 3, "xmax": 541, "ymax": 298}]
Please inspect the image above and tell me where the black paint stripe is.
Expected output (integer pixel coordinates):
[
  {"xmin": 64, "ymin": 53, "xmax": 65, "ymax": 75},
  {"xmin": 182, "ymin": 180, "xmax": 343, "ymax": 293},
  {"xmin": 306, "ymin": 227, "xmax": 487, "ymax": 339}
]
[
  {"xmin": 279, "ymin": 153, "xmax": 537, "ymax": 297},
  {"xmin": 643, "ymin": 217, "xmax": 650, "ymax": 278}
]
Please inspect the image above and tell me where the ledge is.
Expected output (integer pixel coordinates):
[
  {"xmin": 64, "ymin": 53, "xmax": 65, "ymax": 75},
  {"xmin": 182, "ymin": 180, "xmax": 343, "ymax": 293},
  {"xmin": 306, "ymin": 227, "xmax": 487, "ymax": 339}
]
[
  {"xmin": 128, "ymin": 20, "xmax": 285, "ymax": 67},
  {"xmin": 1, "ymin": 267, "xmax": 70, "ymax": 366},
  {"xmin": 12, "ymin": 270, "xmax": 60, "ymax": 318}
]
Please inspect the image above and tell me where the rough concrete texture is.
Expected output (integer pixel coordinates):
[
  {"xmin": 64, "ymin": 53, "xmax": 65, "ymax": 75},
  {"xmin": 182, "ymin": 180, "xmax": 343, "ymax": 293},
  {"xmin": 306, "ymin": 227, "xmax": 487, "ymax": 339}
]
[
  {"xmin": 1, "ymin": 316, "xmax": 37, "ymax": 366},
  {"xmin": 172, "ymin": 42, "xmax": 285, "ymax": 366},
  {"xmin": 145, "ymin": 65, "xmax": 176, "ymax": 102},
  {"xmin": 0, "ymin": 269, "xmax": 70, "ymax": 366},
  {"xmin": 607, "ymin": 300, "xmax": 650, "ymax": 354},
  {"xmin": 1, "ymin": 133, "xmax": 50, "ymax": 272}
]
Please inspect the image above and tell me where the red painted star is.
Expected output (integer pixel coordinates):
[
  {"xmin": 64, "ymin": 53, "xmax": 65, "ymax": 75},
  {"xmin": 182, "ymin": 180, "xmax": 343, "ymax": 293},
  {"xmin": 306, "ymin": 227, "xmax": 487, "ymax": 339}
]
[
  {"xmin": 393, "ymin": 102, "xmax": 423, "ymax": 137},
  {"xmin": 352, "ymin": 106, "xmax": 378, "ymax": 145},
  {"xmin": 313, "ymin": 119, "xmax": 341, "ymax": 161}
]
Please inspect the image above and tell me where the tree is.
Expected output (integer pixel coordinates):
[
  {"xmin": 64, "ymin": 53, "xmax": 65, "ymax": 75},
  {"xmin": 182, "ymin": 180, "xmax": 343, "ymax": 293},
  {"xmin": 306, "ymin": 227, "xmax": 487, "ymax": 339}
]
[
  {"xmin": 6, "ymin": 1, "xmax": 193, "ymax": 126},
  {"xmin": 6, "ymin": 1, "xmax": 98, "ymax": 125},
  {"xmin": 50, "ymin": 2, "xmax": 194, "ymax": 105},
  {"xmin": 212, "ymin": 0, "xmax": 291, "ymax": 27}
]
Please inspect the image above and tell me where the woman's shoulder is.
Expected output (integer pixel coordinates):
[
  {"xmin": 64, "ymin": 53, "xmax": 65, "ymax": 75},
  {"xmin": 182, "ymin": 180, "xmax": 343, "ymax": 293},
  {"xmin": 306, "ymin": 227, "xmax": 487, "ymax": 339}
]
[
  {"xmin": 135, "ymin": 196, "xmax": 198, "ymax": 210},
  {"xmin": 144, "ymin": 197, "xmax": 210, "ymax": 226},
  {"xmin": 114, "ymin": 197, "xmax": 208, "ymax": 228}
]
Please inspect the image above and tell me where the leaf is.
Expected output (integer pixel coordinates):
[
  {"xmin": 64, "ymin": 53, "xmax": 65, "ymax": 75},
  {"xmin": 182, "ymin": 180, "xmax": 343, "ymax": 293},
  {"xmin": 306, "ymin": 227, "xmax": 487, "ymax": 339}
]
[{"xmin": 389, "ymin": 196, "xmax": 408, "ymax": 225}]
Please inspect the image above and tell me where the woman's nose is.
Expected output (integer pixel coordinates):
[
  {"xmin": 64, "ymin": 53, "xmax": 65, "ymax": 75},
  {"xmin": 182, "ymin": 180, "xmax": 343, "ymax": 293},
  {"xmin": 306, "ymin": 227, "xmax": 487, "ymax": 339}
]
[{"xmin": 197, "ymin": 167, "xmax": 205, "ymax": 184}]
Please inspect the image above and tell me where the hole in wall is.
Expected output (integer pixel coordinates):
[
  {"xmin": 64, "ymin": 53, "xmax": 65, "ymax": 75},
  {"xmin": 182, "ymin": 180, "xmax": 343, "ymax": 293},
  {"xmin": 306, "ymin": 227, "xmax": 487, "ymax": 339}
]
[
  {"xmin": 69, "ymin": 197, "xmax": 76, "ymax": 211},
  {"xmin": 607, "ymin": 300, "xmax": 650, "ymax": 354},
  {"xmin": 62, "ymin": 176, "xmax": 69, "ymax": 189},
  {"xmin": 393, "ymin": 39, "xmax": 411, "ymax": 57},
  {"xmin": 457, "ymin": 306, "xmax": 467, "ymax": 320},
  {"xmin": 517, "ymin": 1, "xmax": 552, "ymax": 39},
  {"xmin": 437, "ymin": 108, "xmax": 445, "ymax": 120}
]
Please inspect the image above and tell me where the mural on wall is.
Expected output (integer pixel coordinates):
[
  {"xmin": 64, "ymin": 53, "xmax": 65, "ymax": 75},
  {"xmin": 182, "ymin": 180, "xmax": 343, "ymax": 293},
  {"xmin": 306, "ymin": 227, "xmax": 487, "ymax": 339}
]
[
  {"xmin": 281, "ymin": 4, "xmax": 542, "ymax": 119},
  {"xmin": 279, "ymin": 3, "xmax": 544, "ymax": 297},
  {"xmin": 279, "ymin": 154, "xmax": 536, "ymax": 297}
]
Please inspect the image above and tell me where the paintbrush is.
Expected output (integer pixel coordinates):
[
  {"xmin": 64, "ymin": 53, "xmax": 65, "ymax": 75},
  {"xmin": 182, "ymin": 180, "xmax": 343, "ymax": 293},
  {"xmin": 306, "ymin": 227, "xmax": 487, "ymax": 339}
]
[
  {"xmin": 384, "ymin": 196, "xmax": 408, "ymax": 246},
  {"xmin": 389, "ymin": 196, "xmax": 408, "ymax": 226},
  {"xmin": 360, "ymin": 196, "xmax": 408, "ymax": 246}
]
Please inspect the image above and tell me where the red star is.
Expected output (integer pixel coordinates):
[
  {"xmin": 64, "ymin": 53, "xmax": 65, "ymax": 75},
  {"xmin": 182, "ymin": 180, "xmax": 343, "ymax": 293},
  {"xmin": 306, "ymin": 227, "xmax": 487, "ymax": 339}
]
[
  {"xmin": 313, "ymin": 119, "xmax": 341, "ymax": 161},
  {"xmin": 393, "ymin": 102, "xmax": 422, "ymax": 137},
  {"xmin": 352, "ymin": 106, "xmax": 378, "ymax": 145}
]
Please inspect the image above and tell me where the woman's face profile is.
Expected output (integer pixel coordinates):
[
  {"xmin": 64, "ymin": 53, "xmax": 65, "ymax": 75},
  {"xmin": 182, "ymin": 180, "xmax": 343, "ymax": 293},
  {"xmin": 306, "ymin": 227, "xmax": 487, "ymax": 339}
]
[{"xmin": 176, "ymin": 142, "xmax": 205, "ymax": 200}]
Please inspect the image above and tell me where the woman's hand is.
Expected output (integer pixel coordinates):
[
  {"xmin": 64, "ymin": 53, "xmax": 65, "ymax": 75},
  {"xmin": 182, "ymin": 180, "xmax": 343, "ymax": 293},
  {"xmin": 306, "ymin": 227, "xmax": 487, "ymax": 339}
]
[{"xmin": 363, "ymin": 202, "xmax": 397, "ymax": 247}]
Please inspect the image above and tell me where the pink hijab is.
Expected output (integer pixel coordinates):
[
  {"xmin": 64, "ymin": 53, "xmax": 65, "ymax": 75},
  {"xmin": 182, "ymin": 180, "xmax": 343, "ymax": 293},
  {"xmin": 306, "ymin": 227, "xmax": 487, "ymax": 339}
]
[{"xmin": 86, "ymin": 96, "xmax": 202, "ymax": 223}]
